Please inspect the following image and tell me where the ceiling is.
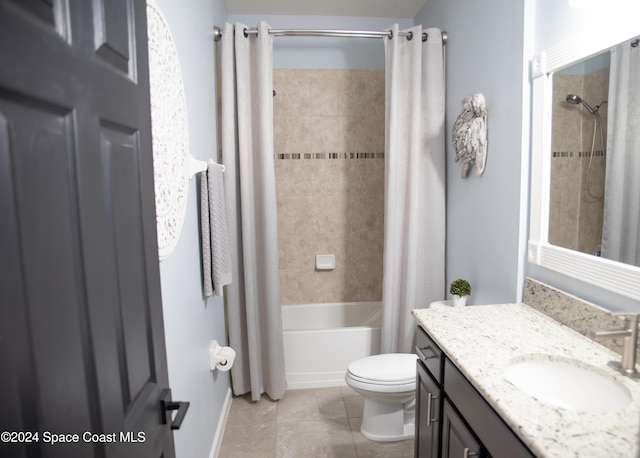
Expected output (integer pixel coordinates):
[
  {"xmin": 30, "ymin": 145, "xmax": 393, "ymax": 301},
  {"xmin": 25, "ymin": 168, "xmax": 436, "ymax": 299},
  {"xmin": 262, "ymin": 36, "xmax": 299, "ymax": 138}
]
[{"xmin": 223, "ymin": 0, "xmax": 430, "ymax": 18}]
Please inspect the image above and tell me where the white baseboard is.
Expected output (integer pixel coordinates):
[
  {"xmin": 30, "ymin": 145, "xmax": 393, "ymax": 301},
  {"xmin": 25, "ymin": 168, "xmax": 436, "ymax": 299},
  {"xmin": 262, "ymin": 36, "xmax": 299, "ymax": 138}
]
[
  {"xmin": 286, "ymin": 371, "xmax": 348, "ymax": 390},
  {"xmin": 208, "ymin": 387, "xmax": 233, "ymax": 458}
]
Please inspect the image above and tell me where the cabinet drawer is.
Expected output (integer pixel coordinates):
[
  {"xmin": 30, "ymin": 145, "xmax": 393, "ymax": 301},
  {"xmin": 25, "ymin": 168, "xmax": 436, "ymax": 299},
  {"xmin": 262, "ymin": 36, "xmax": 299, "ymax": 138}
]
[
  {"xmin": 444, "ymin": 359, "xmax": 535, "ymax": 458},
  {"xmin": 416, "ymin": 326, "xmax": 443, "ymax": 384}
]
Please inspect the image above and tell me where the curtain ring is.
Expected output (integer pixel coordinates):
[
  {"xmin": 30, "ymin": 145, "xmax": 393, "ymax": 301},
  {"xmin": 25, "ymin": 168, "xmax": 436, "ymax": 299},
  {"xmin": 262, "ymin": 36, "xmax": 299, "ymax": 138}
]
[
  {"xmin": 388, "ymin": 30, "xmax": 393, "ymax": 40},
  {"xmin": 243, "ymin": 28, "xmax": 248, "ymax": 38},
  {"xmin": 422, "ymin": 32, "xmax": 428, "ymax": 42},
  {"xmin": 406, "ymin": 31, "xmax": 413, "ymax": 41},
  {"xmin": 631, "ymin": 39, "xmax": 639, "ymax": 48}
]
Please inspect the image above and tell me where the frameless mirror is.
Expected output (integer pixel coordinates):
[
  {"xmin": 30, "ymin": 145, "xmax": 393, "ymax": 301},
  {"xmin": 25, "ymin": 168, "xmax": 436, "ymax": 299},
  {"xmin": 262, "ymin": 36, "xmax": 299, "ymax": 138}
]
[{"xmin": 529, "ymin": 26, "xmax": 640, "ymax": 301}]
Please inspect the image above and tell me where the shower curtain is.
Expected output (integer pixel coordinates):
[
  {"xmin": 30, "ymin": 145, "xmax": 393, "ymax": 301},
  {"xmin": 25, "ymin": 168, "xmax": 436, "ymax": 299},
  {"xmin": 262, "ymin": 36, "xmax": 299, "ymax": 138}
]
[
  {"xmin": 221, "ymin": 22, "xmax": 287, "ymax": 401},
  {"xmin": 381, "ymin": 25, "xmax": 445, "ymax": 353},
  {"xmin": 601, "ymin": 39, "xmax": 640, "ymax": 267}
]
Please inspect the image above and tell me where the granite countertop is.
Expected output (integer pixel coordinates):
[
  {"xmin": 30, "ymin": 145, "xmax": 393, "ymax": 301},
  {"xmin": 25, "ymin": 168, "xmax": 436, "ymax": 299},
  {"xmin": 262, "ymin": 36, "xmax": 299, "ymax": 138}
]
[{"xmin": 412, "ymin": 303, "xmax": 640, "ymax": 458}]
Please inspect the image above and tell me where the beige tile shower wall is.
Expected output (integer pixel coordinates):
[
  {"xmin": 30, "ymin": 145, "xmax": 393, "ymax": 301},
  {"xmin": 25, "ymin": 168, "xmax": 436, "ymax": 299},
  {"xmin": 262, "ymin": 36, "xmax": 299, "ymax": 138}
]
[
  {"xmin": 549, "ymin": 69, "xmax": 608, "ymax": 256},
  {"xmin": 273, "ymin": 69, "xmax": 385, "ymax": 305},
  {"xmin": 549, "ymin": 74, "xmax": 583, "ymax": 250}
]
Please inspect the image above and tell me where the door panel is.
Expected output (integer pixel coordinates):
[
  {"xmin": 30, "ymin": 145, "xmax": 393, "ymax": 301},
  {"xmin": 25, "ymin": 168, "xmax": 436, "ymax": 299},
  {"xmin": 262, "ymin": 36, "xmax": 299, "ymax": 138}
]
[
  {"xmin": 0, "ymin": 1, "xmax": 175, "ymax": 457},
  {"xmin": 93, "ymin": 0, "xmax": 134, "ymax": 76},
  {"xmin": 416, "ymin": 362, "xmax": 441, "ymax": 458},
  {"xmin": 6, "ymin": 0, "xmax": 61, "ymax": 36},
  {"xmin": 101, "ymin": 125, "xmax": 154, "ymax": 403},
  {"xmin": 0, "ymin": 89, "xmax": 98, "ymax": 458},
  {"xmin": 441, "ymin": 400, "xmax": 482, "ymax": 458}
]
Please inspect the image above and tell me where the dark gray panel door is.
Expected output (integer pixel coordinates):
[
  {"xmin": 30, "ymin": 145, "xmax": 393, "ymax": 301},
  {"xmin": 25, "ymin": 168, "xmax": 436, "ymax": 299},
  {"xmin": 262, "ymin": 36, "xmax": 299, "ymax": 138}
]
[{"xmin": 0, "ymin": 1, "xmax": 176, "ymax": 457}]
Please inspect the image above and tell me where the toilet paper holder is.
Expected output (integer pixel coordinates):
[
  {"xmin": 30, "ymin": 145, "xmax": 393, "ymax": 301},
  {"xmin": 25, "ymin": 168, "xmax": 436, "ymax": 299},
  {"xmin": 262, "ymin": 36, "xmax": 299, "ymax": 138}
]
[{"xmin": 209, "ymin": 340, "xmax": 235, "ymax": 371}]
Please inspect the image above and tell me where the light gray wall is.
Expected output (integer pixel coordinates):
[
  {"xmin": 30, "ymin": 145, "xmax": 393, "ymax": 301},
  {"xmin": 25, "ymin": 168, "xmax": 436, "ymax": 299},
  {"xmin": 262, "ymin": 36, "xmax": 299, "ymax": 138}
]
[
  {"xmin": 414, "ymin": 0, "xmax": 528, "ymax": 305},
  {"xmin": 526, "ymin": 0, "xmax": 640, "ymax": 312},
  {"xmin": 227, "ymin": 14, "xmax": 412, "ymax": 69},
  {"xmin": 153, "ymin": 1, "xmax": 230, "ymax": 457}
]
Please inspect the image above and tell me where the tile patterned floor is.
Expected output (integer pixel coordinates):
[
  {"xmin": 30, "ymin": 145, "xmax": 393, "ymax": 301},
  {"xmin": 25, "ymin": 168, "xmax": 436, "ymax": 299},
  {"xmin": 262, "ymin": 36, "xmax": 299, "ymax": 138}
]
[{"xmin": 219, "ymin": 386, "xmax": 414, "ymax": 458}]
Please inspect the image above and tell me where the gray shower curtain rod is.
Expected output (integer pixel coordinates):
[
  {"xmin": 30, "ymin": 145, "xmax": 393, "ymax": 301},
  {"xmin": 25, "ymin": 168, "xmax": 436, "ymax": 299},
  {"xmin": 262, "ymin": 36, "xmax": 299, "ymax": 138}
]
[{"xmin": 212, "ymin": 26, "xmax": 447, "ymax": 44}]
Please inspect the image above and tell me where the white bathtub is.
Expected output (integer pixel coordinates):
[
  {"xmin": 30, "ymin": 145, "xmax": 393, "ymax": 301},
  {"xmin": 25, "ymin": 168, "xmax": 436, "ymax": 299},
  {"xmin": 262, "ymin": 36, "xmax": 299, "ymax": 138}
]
[{"xmin": 281, "ymin": 301, "xmax": 382, "ymax": 389}]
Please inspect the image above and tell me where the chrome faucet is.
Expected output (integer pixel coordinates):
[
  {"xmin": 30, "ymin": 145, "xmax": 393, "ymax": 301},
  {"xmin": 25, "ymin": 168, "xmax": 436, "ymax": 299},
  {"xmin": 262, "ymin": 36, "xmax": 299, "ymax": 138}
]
[{"xmin": 589, "ymin": 313, "xmax": 639, "ymax": 378}]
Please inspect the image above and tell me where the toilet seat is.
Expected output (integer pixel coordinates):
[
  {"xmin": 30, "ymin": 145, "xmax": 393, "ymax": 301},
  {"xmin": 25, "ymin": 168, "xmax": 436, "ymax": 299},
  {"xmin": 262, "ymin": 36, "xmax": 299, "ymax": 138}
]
[
  {"xmin": 346, "ymin": 353, "xmax": 417, "ymax": 392},
  {"xmin": 346, "ymin": 372, "xmax": 415, "ymax": 386}
]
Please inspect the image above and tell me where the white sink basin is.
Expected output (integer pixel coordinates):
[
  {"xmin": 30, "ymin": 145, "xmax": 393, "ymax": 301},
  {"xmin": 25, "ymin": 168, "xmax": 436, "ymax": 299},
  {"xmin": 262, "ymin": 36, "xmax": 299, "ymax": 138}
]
[{"xmin": 504, "ymin": 355, "xmax": 631, "ymax": 413}]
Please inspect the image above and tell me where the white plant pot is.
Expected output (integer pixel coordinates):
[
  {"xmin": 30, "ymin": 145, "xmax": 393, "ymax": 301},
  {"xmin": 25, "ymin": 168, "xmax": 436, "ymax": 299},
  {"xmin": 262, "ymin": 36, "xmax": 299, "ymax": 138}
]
[{"xmin": 452, "ymin": 294, "xmax": 468, "ymax": 307}]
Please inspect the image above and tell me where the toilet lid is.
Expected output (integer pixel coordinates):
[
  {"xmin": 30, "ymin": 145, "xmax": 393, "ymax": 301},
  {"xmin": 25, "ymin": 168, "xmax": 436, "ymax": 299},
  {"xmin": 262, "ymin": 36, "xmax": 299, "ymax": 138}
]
[{"xmin": 347, "ymin": 353, "xmax": 417, "ymax": 384}]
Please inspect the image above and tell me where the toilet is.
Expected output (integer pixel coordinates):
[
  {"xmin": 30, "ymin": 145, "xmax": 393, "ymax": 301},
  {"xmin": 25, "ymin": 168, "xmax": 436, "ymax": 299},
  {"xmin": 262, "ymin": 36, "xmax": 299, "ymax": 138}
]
[{"xmin": 345, "ymin": 353, "xmax": 418, "ymax": 442}]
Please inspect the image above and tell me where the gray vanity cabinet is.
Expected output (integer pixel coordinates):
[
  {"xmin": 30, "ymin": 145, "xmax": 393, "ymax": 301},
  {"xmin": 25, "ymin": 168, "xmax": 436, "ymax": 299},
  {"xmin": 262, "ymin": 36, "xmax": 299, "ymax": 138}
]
[
  {"xmin": 416, "ymin": 361, "xmax": 442, "ymax": 457},
  {"xmin": 441, "ymin": 399, "xmax": 482, "ymax": 458},
  {"xmin": 415, "ymin": 326, "xmax": 535, "ymax": 458},
  {"xmin": 415, "ymin": 326, "xmax": 447, "ymax": 457}
]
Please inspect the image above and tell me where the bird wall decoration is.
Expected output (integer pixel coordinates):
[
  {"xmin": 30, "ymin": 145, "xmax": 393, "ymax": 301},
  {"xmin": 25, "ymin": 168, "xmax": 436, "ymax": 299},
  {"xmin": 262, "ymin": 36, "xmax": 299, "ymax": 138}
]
[{"xmin": 452, "ymin": 93, "xmax": 487, "ymax": 178}]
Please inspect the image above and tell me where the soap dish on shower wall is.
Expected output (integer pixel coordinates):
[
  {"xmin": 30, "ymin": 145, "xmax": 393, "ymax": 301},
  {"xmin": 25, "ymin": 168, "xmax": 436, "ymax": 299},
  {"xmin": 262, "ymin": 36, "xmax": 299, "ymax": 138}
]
[{"xmin": 316, "ymin": 254, "xmax": 336, "ymax": 270}]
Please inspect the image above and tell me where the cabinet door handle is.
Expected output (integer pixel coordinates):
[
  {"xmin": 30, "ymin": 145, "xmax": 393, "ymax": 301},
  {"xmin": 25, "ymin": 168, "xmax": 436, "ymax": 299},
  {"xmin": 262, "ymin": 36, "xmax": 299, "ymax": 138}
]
[
  {"xmin": 415, "ymin": 345, "xmax": 437, "ymax": 361},
  {"xmin": 426, "ymin": 392, "xmax": 439, "ymax": 426},
  {"xmin": 463, "ymin": 448, "xmax": 478, "ymax": 458}
]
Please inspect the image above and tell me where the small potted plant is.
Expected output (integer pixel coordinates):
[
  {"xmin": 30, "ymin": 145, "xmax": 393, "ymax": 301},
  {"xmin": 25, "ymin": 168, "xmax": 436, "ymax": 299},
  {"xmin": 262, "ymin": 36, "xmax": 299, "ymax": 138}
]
[{"xmin": 449, "ymin": 278, "xmax": 471, "ymax": 307}]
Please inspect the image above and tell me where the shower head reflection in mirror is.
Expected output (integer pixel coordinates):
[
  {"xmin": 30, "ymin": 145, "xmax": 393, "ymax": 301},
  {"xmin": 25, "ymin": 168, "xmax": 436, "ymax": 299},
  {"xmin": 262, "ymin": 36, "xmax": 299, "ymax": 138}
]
[{"xmin": 565, "ymin": 93, "xmax": 607, "ymax": 115}]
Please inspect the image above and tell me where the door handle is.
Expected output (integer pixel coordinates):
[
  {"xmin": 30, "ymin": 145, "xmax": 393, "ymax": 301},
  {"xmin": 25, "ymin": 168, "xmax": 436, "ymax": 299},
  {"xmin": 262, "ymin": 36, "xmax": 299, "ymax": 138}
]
[{"xmin": 161, "ymin": 389, "xmax": 190, "ymax": 430}]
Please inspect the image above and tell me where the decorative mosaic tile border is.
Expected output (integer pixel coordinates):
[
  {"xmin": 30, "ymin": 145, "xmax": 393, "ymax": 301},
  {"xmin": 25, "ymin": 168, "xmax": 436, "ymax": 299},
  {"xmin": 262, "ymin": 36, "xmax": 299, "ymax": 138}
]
[
  {"xmin": 275, "ymin": 152, "xmax": 385, "ymax": 160},
  {"xmin": 551, "ymin": 150, "xmax": 606, "ymax": 158}
]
